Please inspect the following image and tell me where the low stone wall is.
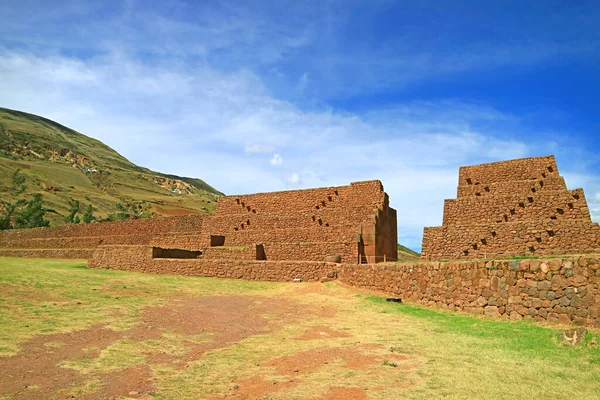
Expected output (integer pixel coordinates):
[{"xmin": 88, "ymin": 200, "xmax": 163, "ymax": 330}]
[
  {"xmin": 0, "ymin": 215, "xmax": 204, "ymax": 241},
  {"xmin": 339, "ymin": 256, "xmax": 600, "ymax": 327},
  {"xmin": 83, "ymin": 245, "xmax": 600, "ymax": 327},
  {"xmin": 88, "ymin": 245, "xmax": 339, "ymax": 282},
  {"xmin": 0, "ymin": 249, "xmax": 94, "ymax": 259}
]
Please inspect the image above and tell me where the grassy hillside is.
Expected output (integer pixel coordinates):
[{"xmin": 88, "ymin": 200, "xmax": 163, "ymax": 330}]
[
  {"xmin": 398, "ymin": 243, "xmax": 421, "ymax": 261},
  {"xmin": 0, "ymin": 107, "xmax": 221, "ymax": 226}
]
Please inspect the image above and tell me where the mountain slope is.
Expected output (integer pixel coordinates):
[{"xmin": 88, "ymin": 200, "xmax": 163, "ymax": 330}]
[
  {"xmin": 397, "ymin": 244, "xmax": 420, "ymax": 261},
  {"xmin": 0, "ymin": 107, "xmax": 221, "ymax": 226}
]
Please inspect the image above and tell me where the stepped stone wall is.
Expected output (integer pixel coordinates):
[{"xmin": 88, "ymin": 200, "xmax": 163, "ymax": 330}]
[
  {"xmin": 0, "ymin": 180, "xmax": 397, "ymax": 264},
  {"xmin": 422, "ymin": 155, "xmax": 600, "ymax": 259}
]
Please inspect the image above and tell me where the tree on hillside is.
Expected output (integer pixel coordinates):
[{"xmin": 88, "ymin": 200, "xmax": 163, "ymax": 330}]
[
  {"xmin": 14, "ymin": 194, "xmax": 50, "ymax": 229},
  {"xmin": 0, "ymin": 199, "xmax": 27, "ymax": 230},
  {"xmin": 12, "ymin": 169, "xmax": 26, "ymax": 195},
  {"xmin": 65, "ymin": 198, "xmax": 80, "ymax": 223},
  {"xmin": 83, "ymin": 204, "xmax": 95, "ymax": 223}
]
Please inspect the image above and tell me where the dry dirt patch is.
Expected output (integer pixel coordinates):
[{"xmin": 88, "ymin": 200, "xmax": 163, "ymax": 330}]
[
  {"xmin": 209, "ymin": 376, "xmax": 297, "ymax": 400},
  {"xmin": 0, "ymin": 323, "xmax": 125, "ymax": 399},
  {"xmin": 0, "ymin": 293, "xmax": 334, "ymax": 399},
  {"xmin": 308, "ymin": 386, "xmax": 368, "ymax": 400},
  {"xmin": 266, "ymin": 345, "xmax": 384, "ymax": 374},
  {"xmin": 295, "ymin": 326, "xmax": 352, "ymax": 341}
]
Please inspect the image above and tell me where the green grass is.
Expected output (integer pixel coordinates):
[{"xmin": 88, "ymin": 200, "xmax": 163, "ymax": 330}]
[
  {"xmin": 1, "ymin": 257, "xmax": 599, "ymax": 399},
  {"xmin": 0, "ymin": 107, "xmax": 221, "ymax": 225}
]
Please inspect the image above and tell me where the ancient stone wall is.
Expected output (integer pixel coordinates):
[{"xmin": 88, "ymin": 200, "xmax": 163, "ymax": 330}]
[
  {"xmin": 422, "ymin": 155, "xmax": 600, "ymax": 259},
  {"xmin": 0, "ymin": 249, "xmax": 94, "ymax": 259},
  {"xmin": 458, "ymin": 155, "xmax": 558, "ymax": 187},
  {"xmin": 261, "ymin": 242, "xmax": 358, "ymax": 263},
  {"xmin": 0, "ymin": 180, "xmax": 396, "ymax": 263},
  {"xmin": 340, "ymin": 256, "xmax": 600, "ymax": 327},
  {"xmin": 0, "ymin": 215, "xmax": 205, "ymax": 258},
  {"xmin": 442, "ymin": 189, "xmax": 590, "ymax": 225},
  {"xmin": 88, "ymin": 245, "xmax": 340, "ymax": 282},
  {"xmin": 457, "ymin": 175, "xmax": 566, "ymax": 197},
  {"xmin": 191, "ymin": 179, "xmax": 396, "ymax": 262},
  {"xmin": 0, "ymin": 215, "xmax": 204, "ymax": 240},
  {"xmin": 202, "ymin": 245, "xmax": 261, "ymax": 261}
]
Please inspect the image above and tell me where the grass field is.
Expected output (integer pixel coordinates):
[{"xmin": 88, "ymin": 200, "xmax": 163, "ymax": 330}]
[{"xmin": 0, "ymin": 257, "xmax": 599, "ymax": 399}]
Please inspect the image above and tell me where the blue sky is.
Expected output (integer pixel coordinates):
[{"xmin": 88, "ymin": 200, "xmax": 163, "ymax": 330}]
[{"xmin": 0, "ymin": 0, "xmax": 599, "ymax": 251}]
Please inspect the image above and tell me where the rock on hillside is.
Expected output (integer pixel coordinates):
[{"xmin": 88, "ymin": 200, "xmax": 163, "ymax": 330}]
[{"xmin": 0, "ymin": 107, "xmax": 222, "ymax": 226}]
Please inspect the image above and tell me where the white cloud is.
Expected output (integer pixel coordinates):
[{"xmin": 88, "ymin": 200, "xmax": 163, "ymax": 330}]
[
  {"xmin": 297, "ymin": 72, "xmax": 309, "ymax": 93},
  {"xmin": 286, "ymin": 173, "xmax": 300, "ymax": 185},
  {"xmin": 0, "ymin": 48, "xmax": 597, "ymax": 251},
  {"xmin": 244, "ymin": 144, "xmax": 276, "ymax": 154},
  {"xmin": 269, "ymin": 153, "xmax": 283, "ymax": 166}
]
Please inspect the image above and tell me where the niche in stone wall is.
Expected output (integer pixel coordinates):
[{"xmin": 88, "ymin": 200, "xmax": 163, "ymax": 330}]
[
  {"xmin": 152, "ymin": 247, "xmax": 203, "ymax": 259},
  {"xmin": 210, "ymin": 235, "xmax": 225, "ymax": 246},
  {"xmin": 256, "ymin": 244, "xmax": 266, "ymax": 260}
]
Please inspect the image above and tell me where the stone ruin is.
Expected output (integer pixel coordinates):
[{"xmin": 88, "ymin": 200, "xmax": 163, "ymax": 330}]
[
  {"xmin": 0, "ymin": 180, "xmax": 397, "ymax": 264},
  {"xmin": 1, "ymin": 164, "xmax": 599, "ymax": 327},
  {"xmin": 422, "ymin": 155, "xmax": 600, "ymax": 260}
]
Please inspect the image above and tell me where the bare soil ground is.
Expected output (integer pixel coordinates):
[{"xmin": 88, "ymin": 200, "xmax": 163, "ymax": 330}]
[{"xmin": 0, "ymin": 258, "xmax": 599, "ymax": 399}]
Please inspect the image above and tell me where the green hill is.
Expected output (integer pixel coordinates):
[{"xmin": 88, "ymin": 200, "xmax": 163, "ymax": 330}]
[
  {"xmin": 0, "ymin": 107, "xmax": 221, "ymax": 226},
  {"xmin": 397, "ymin": 243, "xmax": 421, "ymax": 261}
]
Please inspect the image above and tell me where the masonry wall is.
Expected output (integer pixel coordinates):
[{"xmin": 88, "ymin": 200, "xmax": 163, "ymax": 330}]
[
  {"xmin": 202, "ymin": 179, "xmax": 397, "ymax": 262},
  {"xmin": 262, "ymin": 241, "xmax": 357, "ymax": 263},
  {"xmin": 442, "ymin": 189, "xmax": 590, "ymax": 225},
  {"xmin": 423, "ymin": 220, "xmax": 600, "ymax": 259},
  {"xmin": 0, "ymin": 215, "xmax": 205, "ymax": 259},
  {"xmin": 422, "ymin": 155, "xmax": 599, "ymax": 260},
  {"xmin": 340, "ymin": 256, "xmax": 600, "ymax": 327},
  {"xmin": 88, "ymin": 245, "xmax": 340, "ymax": 282},
  {"xmin": 457, "ymin": 175, "xmax": 566, "ymax": 197},
  {"xmin": 0, "ymin": 249, "xmax": 94, "ymax": 259},
  {"xmin": 458, "ymin": 155, "xmax": 559, "ymax": 187},
  {"xmin": 0, "ymin": 180, "xmax": 396, "ymax": 263},
  {"xmin": 0, "ymin": 215, "xmax": 204, "ymax": 241}
]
